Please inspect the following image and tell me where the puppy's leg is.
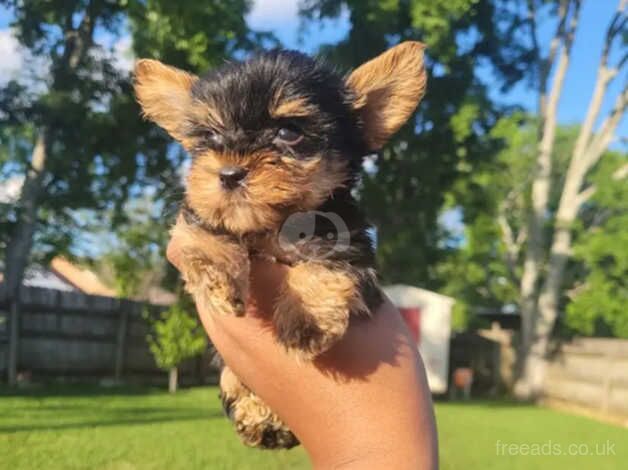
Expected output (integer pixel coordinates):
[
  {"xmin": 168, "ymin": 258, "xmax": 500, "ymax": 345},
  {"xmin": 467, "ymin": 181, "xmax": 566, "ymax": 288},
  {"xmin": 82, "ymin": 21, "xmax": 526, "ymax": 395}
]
[
  {"xmin": 273, "ymin": 262, "xmax": 380, "ymax": 360},
  {"xmin": 220, "ymin": 366, "xmax": 298, "ymax": 449},
  {"xmin": 172, "ymin": 217, "xmax": 249, "ymax": 316}
]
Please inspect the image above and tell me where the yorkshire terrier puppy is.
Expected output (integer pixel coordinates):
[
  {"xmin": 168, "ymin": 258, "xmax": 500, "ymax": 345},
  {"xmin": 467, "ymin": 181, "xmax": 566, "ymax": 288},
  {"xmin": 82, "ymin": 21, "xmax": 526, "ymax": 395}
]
[{"xmin": 134, "ymin": 42, "xmax": 426, "ymax": 449}]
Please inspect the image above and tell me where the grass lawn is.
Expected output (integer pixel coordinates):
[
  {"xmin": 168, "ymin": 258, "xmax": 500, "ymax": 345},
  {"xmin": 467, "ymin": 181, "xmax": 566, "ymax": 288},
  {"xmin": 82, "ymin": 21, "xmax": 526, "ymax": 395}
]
[{"xmin": 0, "ymin": 385, "xmax": 625, "ymax": 469}]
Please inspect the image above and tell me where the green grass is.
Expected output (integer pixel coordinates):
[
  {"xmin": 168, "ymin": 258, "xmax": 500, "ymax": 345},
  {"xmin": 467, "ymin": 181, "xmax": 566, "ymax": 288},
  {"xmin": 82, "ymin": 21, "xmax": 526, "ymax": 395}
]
[
  {"xmin": 436, "ymin": 400, "xmax": 625, "ymax": 469},
  {"xmin": 0, "ymin": 385, "xmax": 307, "ymax": 469},
  {"xmin": 0, "ymin": 385, "xmax": 625, "ymax": 469}
]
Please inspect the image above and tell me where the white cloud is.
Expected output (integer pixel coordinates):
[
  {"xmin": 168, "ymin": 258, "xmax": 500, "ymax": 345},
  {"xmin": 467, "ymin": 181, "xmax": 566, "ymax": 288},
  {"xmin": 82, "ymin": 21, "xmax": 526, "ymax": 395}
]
[
  {"xmin": 0, "ymin": 28, "xmax": 23, "ymax": 83},
  {"xmin": 246, "ymin": 0, "xmax": 350, "ymax": 52},
  {"xmin": 247, "ymin": 0, "xmax": 299, "ymax": 30},
  {"xmin": 0, "ymin": 175, "xmax": 24, "ymax": 204},
  {"xmin": 90, "ymin": 29, "xmax": 135, "ymax": 74},
  {"xmin": 112, "ymin": 35, "xmax": 134, "ymax": 73},
  {"xmin": 0, "ymin": 28, "xmax": 49, "ymax": 92}
]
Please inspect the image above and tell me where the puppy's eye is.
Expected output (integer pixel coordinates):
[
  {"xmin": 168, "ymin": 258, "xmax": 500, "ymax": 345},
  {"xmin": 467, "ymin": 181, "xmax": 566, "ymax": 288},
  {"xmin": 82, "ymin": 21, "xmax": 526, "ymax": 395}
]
[
  {"xmin": 202, "ymin": 129, "xmax": 223, "ymax": 146},
  {"xmin": 275, "ymin": 127, "xmax": 303, "ymax": 145}
]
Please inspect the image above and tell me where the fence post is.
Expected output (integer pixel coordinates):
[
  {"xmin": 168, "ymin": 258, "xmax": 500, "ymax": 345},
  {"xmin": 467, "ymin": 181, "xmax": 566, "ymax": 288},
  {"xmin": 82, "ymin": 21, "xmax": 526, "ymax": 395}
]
[
  {"xmin": 7, "ymin": 299, "xmax": 19, "ymax": 385},
  {"xmin": 114, "ymin": 301, "xmax": 129, "ymax": 381}
]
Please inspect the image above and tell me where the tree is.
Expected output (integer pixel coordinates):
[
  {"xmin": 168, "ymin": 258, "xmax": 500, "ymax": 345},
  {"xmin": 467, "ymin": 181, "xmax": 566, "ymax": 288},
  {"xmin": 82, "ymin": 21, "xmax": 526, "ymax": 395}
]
[
  {"xmin": 146, "ymin": 302, "xmax": 207, "ymax": 393},
  {"xmin": 306, "ymin": 0, "xmax": 626, "ymax": 398},
  {"xmin": 1, "ymin": 0, "xmax": 135, "ymax": 385},
  {"xmin": 0, "ymin": 0, "xmax": 258, "ymax": 384},
  {"xmin": 300, "ymin": 0, "xmax": 534, "ymax": 287},
  {"xmin": 1, "ymin": 0, "xmax": 123, "ymax": 297},
  {"xmin": 95, "ymin": 195, "xmax": 170, "ymax": 299},
  {"xmin": 566, "ymin": 155, "xmax": 628, "ymax": 338},
  {"xmin": 1, "ymin": 0, "xmax": 260, "ymax": 292},
  {"xmin": 437, "ymin": 0, "xmax": 627, "ymax": 397},
  {"xmin": 512, "ymin": 0, "xmax": 627, "ymax": 397},
  {"xmin": 129, "ymin": 0, "xmax": 268, "ymax": 71},
  {"xmin": 438, "ymin": 114, "xmax": 584, "ymax": 327}
]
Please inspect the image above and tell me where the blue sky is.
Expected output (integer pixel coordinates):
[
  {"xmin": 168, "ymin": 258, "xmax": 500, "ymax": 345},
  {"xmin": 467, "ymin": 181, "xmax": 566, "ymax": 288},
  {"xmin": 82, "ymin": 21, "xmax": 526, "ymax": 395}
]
[
  {"xmin": 245, "ymin": 0, "xmax": 626, "ymax": 239},
  {"xmin": 246, "ymin": 0, "xmax": 626, "ymax": 143},
  {"xmin": 0, "ymin": 1, "xmax": 623, "ymax": 251},
  {"xmin": 2, "ymin": 0, "xmax": 623, "ymax": 141},
  {"xmin": 1, "ymin": 0, "xmax": 625, "ymax": 141}
]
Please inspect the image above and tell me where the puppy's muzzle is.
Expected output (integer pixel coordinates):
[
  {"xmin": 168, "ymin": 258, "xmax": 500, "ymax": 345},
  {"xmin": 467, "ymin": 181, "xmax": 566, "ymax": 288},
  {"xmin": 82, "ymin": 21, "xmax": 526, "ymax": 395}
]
[{"xmin": 219, "ymin": 166, "xmax": 248, "ymax": 190}]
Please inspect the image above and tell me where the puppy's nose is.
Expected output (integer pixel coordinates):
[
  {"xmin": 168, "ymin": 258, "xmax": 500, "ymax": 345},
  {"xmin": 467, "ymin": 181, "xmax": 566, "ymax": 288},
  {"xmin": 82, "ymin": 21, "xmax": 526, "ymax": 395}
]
[{"xmin": 219, "ymin": 166, "xmax": 248, "ymax": 190}]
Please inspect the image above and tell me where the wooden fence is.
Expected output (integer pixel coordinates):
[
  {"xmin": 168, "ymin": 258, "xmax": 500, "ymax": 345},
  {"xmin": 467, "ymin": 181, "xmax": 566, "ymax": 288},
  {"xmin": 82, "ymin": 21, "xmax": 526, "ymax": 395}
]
[
  {"xmin": 3, "ymin": 285, "xmax": 627, "ymax": 418},
  {"xmin": 543, "ymin": 337, "xmax": 628, "ymax": 419},
  {"xmin": 456, "ymin": 324, "xmax": 628, "ymax": 424},
  {"xmin": 0, "ymin": 286, "xmax": 214, "ymax": 384}
]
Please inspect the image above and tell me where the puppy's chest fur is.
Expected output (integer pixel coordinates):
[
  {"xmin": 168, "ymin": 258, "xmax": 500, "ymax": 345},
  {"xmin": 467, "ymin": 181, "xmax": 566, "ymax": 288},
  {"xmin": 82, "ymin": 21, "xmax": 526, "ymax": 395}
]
[
  {"xmin": 181, "ymin": 192, "xmax": 384, "ymax": 320},
  {"xmin": 182, "ymin": 193, "xmax": 377, "ymax": 270}
]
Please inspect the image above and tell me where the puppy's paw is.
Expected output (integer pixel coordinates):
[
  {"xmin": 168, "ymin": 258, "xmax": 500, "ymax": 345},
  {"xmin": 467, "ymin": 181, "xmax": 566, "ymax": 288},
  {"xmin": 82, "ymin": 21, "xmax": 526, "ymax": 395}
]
[
  {"xmin": 272, "ymin": 262, "xmax": 369, "ymax": 360},
  {"xmin": 273, "ymin": 300, "xmax": 349, "ymax": 360},
  {"xmin": 171, "ymin": 216, "xmax": 250, "ymax": 316},
  {"xmin": 220, "ymin": 367, "xmax": 298, "ymax": 449},
  {"xmin": 183, "ymin": 258, "xmax": 249, "ymax": 316},
  {"xmin": 231, "ymin": 395, "xmax": 298, "ymax": 449}
]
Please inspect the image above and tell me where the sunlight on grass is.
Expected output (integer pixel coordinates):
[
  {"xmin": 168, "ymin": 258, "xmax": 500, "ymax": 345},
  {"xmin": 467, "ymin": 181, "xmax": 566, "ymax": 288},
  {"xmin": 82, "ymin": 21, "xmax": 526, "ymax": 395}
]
[
  {"xmin": 0, "ymin": 386, "xmax": 626, "ymax": 469},
  {"xmin": 436, "ymin": 400, "xmax": 625, "ymax": 470},
  {"xmin": 0, "ymin": 385, "xmax": 307, "ymax": 470}
]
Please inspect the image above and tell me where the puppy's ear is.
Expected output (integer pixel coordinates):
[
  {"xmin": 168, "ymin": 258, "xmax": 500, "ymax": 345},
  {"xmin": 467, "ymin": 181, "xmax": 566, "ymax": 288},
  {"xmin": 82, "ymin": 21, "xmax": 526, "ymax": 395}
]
[
  {"xmin": 347, "ymin": 41, "xmax": 427, "ymax": 150},
  {"xmin": 134, "ymin": 59, "xmax": 198, "ymax": 141}
]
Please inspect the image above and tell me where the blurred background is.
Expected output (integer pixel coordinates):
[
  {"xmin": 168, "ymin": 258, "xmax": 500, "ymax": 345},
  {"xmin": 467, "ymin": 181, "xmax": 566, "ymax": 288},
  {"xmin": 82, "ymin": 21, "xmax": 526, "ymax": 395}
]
[{"xmin": 0, "ymin": 0, "xmax": 626, "ymax": 469}]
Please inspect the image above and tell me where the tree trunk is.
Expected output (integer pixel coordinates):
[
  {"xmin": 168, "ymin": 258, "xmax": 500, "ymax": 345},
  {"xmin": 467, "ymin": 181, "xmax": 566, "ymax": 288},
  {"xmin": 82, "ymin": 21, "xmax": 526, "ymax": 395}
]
[
  {"xmin": 517, "ymin": 18, "xmax": 568, "ymax": 369},
  {"xmin": 517, "ymin": 158, "xmax": 583, "ymax": 397},
  {"xmin": 169, "ymin": 367, "xmax": 178, "ymax": 393},
  {"xmin": 518, "ymin": 213, "xmax": 576, "ymax": 397},
  {"xmin": 515, "ymin": 0, "xmax": 581, "ymax": 398},
  {"xmin": 4, "ymin": 7, "xmax": 95, "ymax": 300},
  {"xmin": 516, "ymin": 1, "xmax": 625, "ymax": 398},
  {"xmin": 518, "ymin": 0, "xmax": 571, "ymax": 350},
  {"xmin": 4, "ymin": 132, "xmax": 48, "ymax": 297},
  {"xmin": 4, "ymin": 132, "xmax": 47, "ymax": 386},
  {"xmin": 519, "ymin": 89, "xmax": 627, "ymax": 398}
]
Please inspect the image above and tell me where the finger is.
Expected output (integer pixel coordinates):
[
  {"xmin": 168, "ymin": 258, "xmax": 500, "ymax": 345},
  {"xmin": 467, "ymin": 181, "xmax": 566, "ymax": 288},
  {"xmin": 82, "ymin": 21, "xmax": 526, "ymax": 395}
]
[
  {"xmin": 166, "ymin": 237, "xmax": 183, "ymax": 271},
  {"xmin": 247, "ymin": 258, "xmax": 288, "ymax": 319}
]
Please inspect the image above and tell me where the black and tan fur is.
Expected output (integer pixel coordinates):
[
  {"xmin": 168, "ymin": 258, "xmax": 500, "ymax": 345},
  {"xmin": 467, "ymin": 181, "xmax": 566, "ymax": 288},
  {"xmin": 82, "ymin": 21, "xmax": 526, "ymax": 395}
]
[{"xmin": 134, "ymin": 42, "xmax": 427, "ymax": 449}]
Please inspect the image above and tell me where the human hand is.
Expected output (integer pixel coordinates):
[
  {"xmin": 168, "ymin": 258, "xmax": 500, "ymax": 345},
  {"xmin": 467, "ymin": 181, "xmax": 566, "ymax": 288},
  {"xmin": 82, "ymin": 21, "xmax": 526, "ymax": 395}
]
[{"xmin": 167, "ymin": 237, "xmax": 438, "ymax": 469}]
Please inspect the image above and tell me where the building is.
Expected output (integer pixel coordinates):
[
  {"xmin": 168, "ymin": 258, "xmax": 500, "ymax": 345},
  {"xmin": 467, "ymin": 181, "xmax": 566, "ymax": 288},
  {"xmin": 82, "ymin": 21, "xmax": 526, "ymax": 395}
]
[
  {"xmin": 0, "ymin": 257, "xmax": 175, "ymax": 306},
  {"xmin": 384, "ymin": 284, "xmax": 455, "ymax": 394}
]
